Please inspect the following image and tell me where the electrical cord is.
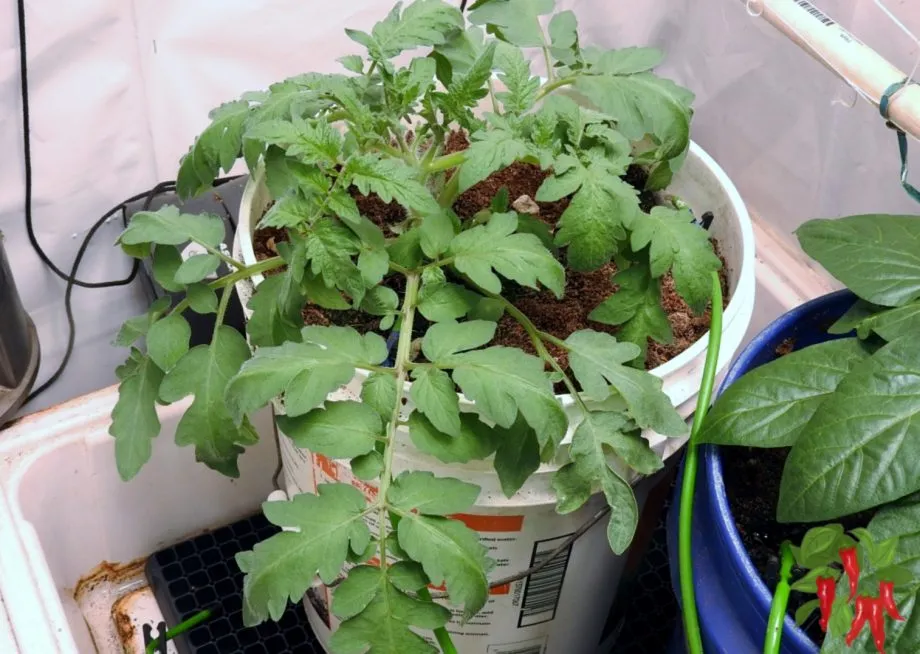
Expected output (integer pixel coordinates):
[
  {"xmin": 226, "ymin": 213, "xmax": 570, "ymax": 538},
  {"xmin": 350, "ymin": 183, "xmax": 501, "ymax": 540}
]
[{"xmin": 16, "ymin": 0, "xmax": 240, "ymax": 406}]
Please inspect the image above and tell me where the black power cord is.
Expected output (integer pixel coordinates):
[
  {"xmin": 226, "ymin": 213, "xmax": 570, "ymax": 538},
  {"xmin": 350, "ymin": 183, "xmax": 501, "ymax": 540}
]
[{"xmin": 16, "ymin": 0, "xmax": 239, "ymax": 406}]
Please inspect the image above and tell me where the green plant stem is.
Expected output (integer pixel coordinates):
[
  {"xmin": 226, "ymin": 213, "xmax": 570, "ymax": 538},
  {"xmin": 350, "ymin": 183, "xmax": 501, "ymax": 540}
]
[
  {"xmin": 193, "ymin": 239, "xmax": 245, "ymax": 271},
  {"xmin": 213, "ymin": 281, "xmax": 233, "ymax": 339},
  {"xmin": 542, "ymin": 47, "xmax": 554, "ymax": 84},
  {"xmin": 438, "ymin": 172, "xmax": 461, "ymax": 208},
  {"xmin": 678, "ymin": 271, "xmax": 724, "ymax": 654},
  {"xmin": 427, "ymin": 151, "xmax": 466, "ymax": 174},
  {"xmin": 764, "ymin": 541, "xmax": 795, "ymax": 654},
  {"xmin": 536, "ymin": 75, "xmax": 577, "ymax": 101},
  {"xmin": 210, "ymin": 255, "xmax": 285, "ymax": 288},
  {"xmin": 418, "ymin": 586, "xmax": 459, "ymax": 654},
  {"xmin": 145, "ymin": 608, "xmax": 216, "ymax": 654}
]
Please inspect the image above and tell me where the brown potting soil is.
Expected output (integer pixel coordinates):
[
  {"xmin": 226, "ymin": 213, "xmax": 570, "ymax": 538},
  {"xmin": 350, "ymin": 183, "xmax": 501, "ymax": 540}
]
[
  {"xmin": 722, "ymin": 445, "xmax": 874, "ymax": 645},
  {"xmin": 252, "ymin": 131, "xmax": 729, "ymax": 371}
]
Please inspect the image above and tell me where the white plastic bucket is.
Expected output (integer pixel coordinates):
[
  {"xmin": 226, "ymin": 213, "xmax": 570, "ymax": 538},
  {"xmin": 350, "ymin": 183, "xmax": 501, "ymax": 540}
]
[{"xmin": 232, "ymin": 139, "xmax": 756, "ymax": 653}]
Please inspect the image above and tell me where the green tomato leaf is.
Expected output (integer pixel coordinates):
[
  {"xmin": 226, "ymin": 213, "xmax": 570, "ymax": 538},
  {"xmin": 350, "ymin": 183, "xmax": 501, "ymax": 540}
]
[
  {"xmin": 258, "ymin": 195, "xmax": 320, "ymax": 230},
  {"xmin": 552, "ymin": 462, "xmax": 593, "ymax": 514},
  {"xmin": 304, "ymin": 218, "xmax": 365, "ymax": 304},
  {"xmin": 352, "ymin": 0, "xmax": 463, "ymax": 61},
  {"xmin": 359, "ymin": 285, "xmax": 399, "ymax": 319},
  {"xmin": 177, "ymin": 100, "xmax": 250, "ymax": 199},
  {"xmin": 589, "ymin": 263, "xmax": 673, "ymax": 363},
  {"xmin": 593, "ymin": 47, "xmax": 664, "ymax": 75},
  {"xmin": 361, "ymin": 372, "xmax": 398, "ymax": 420},
  {"xmin": 421, "ymin": 319, "xmax": 497, "ymax": 361},
  {"xmin": 492, "ymin": 416, "xmax": 541, "ymax": 497},
  {"xmin": 246, "ymin": 272, "xmax": 307, "ymax": 348},
  {"xmin": 152, "ymin": 245, "xmax": 185, "ymax": 292},
  {"xmin": 396, "ymin": 514, "xmax": 490, "ymax": 620},
  {"xmin": 410, "ymin": 366, "xmax": 462, "ymax": 438},
  {"xmin": 600, "ymin": 465, "xmax": 639, "ymax": 554},
  {"xmin": 457, "ymin": 128, "xmax": 532, "ymax": 192},
  {"xmin": 630, "ymin": 206, "xmax": 722, "ymax": 312},
  {"xmin": 434, "ymin": 42, "xmax": 496, "ymax": 129},
  {"xmin": 446, "ymin": 346, "xmax": 568, "ymax": 454},
  {"xmin": 348, "ymin": 154, "xmax": 440, "ymax": 216},
  {"xmin": 388, "ymin": 471, "xmax": 481, "ymax": 515},
  {"xmin": 187, "ymin": 283, "xmax": 219, "ymax": 314},
  {"xmin": 110, "ymin": 351, "xmax": 165, "ymax": 480},
  {"xmin": 417, "ymin": 281, "xmax": 480, "ymax": 323},
  {"xmin": 118, "ymin": 205, "xmax": 225, "ymax": 249},
  {"xmin": 419, "ymin": 208, "xmax": 457, "ymax": 259},
  {"xmin": 245, "ymin": 117, "xmax": 341, "ymax": 166},
  {"xmin": 236, "ymin": 484, "xmax": 371, "ymax": 625},
  {"xmin": 225, "ymin": 326, "xmax": 387, "ymax": 420},
  {"xmin": 173, "ymin": 253, "xmax": 220, "ymax": 284},
  {"xmin": 146, "ymin": 313, "xmax": 191, "ymax": 371},
  {"xmin": 796, "ymin": 215, "xmax": 920, "ymax": 307},
  {"xmin": 566, "ymin": 330, "xmax": 687, "ymax": 436},
  {"xmin": 448, "ymin": 211, "xmax": 565, "ymax": 297},
  {"xmin": 276, "ymin": 401, "xmax": 382, "ymax": 460},
  {"xmin": 494, "ymin": 43, "xmax": 540, "ymax": 114},
  {"xmin": 350, "ymin": 451, "xmax": 384, "ymax": 481},
  {"xmin": 113, "ymin": 297, "xmax": 171, "ymax": 347},
  {"xmin": 468, "ymin": 0, "xmax": 554, "ymax": 48},
  {"xmin": 779, "ymin": 338, "xmax": 920, "ymax": 522},
  {"xmin": 331, "ymin": 565, "xmax": 449, "ymax": 654},
  {"xmin": 699, "ymin": 338, "xmax": 872, "ymax": 448},
  {"xmin": 407, "ymin": 411, "xmax": 498, "ymax": 464},
  {"xmin": 158, "ymin": 326, "xmax": 257, "ymax": 476}
]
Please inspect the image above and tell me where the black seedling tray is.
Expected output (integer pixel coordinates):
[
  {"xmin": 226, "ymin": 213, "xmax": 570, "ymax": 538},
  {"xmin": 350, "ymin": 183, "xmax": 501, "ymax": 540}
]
[
  {"xmin": 147, "ymin": 503, "xmax": 678, "ymax": 653},
  {"xmin": 145, "ymin": 512, "xmax": 323, "ymax": 654}
]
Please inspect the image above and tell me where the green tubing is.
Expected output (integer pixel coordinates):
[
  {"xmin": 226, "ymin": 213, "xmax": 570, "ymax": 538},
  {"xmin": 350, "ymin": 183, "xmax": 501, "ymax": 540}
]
[
  {"xmin": 678, "ymin": 272, "xmax": 724, "ymax": 654},
  {"xmin": 763, "ymin": 542, "xmax": 795, "ymax": 654},
  {"xmin": 145, "ymin": 607, "xmax": 216, "ymax": 654}
]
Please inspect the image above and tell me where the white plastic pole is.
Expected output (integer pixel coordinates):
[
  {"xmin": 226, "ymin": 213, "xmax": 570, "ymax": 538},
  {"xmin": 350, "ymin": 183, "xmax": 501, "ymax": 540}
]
[{"xmin": 750, "ymin": 0, "xmax": 920, "ymax": 141}]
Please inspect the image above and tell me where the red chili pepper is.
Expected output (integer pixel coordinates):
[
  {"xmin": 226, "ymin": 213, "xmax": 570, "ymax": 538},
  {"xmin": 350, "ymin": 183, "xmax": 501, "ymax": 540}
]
[
  {"xmin": 816, "ymin": 577, "xmax": 836, "ymax": 632},
  {"xmin": 879, "ymin": 581, "xmax": 905, "ymax": 621},
  {"xmin": 846, "ymin": 595, "xmax": 872, "ymax": 647},
  {"xmin": 868, "ymin": 596, "xmax": 887, "ymax": 654},
  {"xmin": 840, "ymin": 547, "xmax": 860, "ymax": 601}
]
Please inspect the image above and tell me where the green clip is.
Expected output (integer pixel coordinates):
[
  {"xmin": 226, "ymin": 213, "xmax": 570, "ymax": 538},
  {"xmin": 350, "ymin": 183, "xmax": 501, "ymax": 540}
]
[{"xmin": 879, "ymin": 77, "xmax": 920, "ymax": 204}]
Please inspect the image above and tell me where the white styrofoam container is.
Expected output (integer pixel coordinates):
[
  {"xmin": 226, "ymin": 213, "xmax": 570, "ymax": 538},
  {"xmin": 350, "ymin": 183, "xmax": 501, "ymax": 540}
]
[{"xmin": 0, "ymin": 386, "xmax": 277, "ymax": 653}]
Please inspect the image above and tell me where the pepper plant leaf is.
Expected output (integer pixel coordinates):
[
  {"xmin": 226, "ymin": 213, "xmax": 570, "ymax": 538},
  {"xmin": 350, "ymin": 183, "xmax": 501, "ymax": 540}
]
[
  {"xmin": 110, "ymin": 350, "xmax": 165, "ymax": 481},
  {"xmin": 565, "ymin": 330, "xmax": 687, "ymax": 436},
  {"xmin": 796, "ymin": 215, "xmax": 920, "ymax": 307},
  {"xmin": 699, "ymin": 338, "xmax": 873, "ymax": 448},
  {"xmin": 779, "ymin": 337, "xmax": 920, "ymax": 522},
  {"xmin": 444, "ymin": 346, "xmax": 568, "ymax": 455},
  {"xmin": 330, "ymin": 565, "xmax": 450, "ymax": 654},
  {"xmin": 158, "ymin": 326, "xmax": 258, "ymax": 476},
  {"xmin": 629, "ymin": 206, "xmax": 721, "ymax": 312},
  {"xmin": 448, "ymin": 211, "xmax": 565, "ymax": 297},
  {"xmin": 276, "ymin": 401, "xmax": 382, "ymax": 460},
  {"xmin": 225, "ymin": 327, "xmax": 387, "ymax": 421},
  {"xmin": 236, "ymin": 484, "xmax": 371, "ymax": 625}
]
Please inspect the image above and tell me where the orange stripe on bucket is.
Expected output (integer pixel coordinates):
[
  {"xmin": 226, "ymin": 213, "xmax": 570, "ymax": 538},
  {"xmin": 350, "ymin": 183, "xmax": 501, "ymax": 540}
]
[{"xmin": 450, "ymin": 513, "xmax": 524, "ymax": 532}]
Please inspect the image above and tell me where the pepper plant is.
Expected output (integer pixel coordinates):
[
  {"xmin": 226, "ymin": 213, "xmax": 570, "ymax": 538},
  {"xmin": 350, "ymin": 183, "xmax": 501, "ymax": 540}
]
[
  {"xmin": 701, "ymin": 212, "xmax": 920, "ymax": 652},
  {"xmin": 110, "ymin": 0, "xmax": 717, "ymax": 649}
]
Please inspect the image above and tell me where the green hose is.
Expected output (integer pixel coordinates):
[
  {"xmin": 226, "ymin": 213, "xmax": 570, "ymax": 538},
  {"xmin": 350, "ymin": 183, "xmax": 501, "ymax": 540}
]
[
  {"xmin": 678, "ymin": 272, "xmax": 724, "ymax": 654},
  {"xmin": 763, "ymin": 541, "xmax": 795, "ymax": 654}
]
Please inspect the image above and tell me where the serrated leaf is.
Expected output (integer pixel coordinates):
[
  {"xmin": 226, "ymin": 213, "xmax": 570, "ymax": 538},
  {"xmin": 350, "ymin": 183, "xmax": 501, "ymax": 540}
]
[
  {"xmin": 417, "ymin": 282, "xmax": 479, "ymax": 322},
  {"xmin": 304, "ymin": 218, "xmax": 366, "ymax": 304},
  {"xmin": 348, "ymin": 154, "xmax": 440, "ymax": 216},
  {"xmin": 548, "ymin": 10, "xmax": 578, "ymax": 54},
  {"xmin": 357, "ymin": 0, "xmax": 463, "ymax": 61},
  {"xmin": 237, "ymin": 484, "xmax": 371, "ymax": 625},
  {"xmin": 152, "ymin": 246, "xmax": 185, "ymax": 292},
  {"xmin": 448, "ymin": 211, "xmax": 564, "ymax": 297},
  {"xmin": 338, "ymin": 54, "xmax": 364, "ymax": 74},
  {"xmin": 158, "ymin": 327, "xmax": 257, "ymax": 475},
  {"xmin": 357, "ymin": 246, "xmax": 389, "ymax": 288},
  {"xmin": 263, "ymin": 148, "xmax": 332, "ymax": 199},
  {"xmin": 276, "ymin": 401, "xmax": 381, "ymax": 460},
  {"xmin": 493, "ymin": 417, "xmax": 541, "ymax": 497},
  {"xmin": 388, "ymin": 561, "xmax": 429, "ymax": 593},
  {"xmin": 602, "ymin": 466, "xmax": 639, "ymax": 554},
  {"xmin": 468, "ymin": 0, "xmax": 554, "ymax": 47},
  {"xmin": 246, "ymin": 272, "xmax": 306, "ymax": 348},
  {"xmin": 552, "ymin": 462, "xmax": 592, "ymax": 514},
  {"xmin": 407, "ymin": 411, "xmax": 497, "ymax": 464},
  {"xmin": 421, "ymin": 319, "xmax": 496, "ymax": 360},
  {"xmin": 388, "ymin": 229, "xmax": 425, "ymax": 269},
  {"xmin": 458, "ymin": 128, "xmax": 532, "ymax": 192},
  {"xmin": 594, "ymin": 47, "xmax": 664, "ymax": 75},
  {"xmin": 574, "ymin": 72, "xmax": 692, "ymax": 160},
  {"xmin": 113, "ymin": 298, "xmax": 171, "ymax": 347},
  {"xmin": 796, "ymin": 215, "xmax": 920, "ymax": 307},
  {"xmin": 589, "ymin": 263, "xmax": 672, "ymax": 363},
  {"xmin": 388, "ymin": 471, "xmax": 480, "ymax": 515},
  {"xmin": 778, "ymin": 338, "xmax": 920, "ymax": 522},
  {"xmin": 146, "ymin": 314, "xmax": 191, "ymax": 371},
  {"xmin": 174, "ymin": 253, "xmax": 220, "ymax": 284},
  {"xmin": 447, "ymin": 346, "xmax": 567, "ymax": 454},
  {"xmin": 351, "ymin": 451, "xmax": 383, "ymax": 481},
  {"xmin": 118, "ymin": 205, "xmax": 225, "ymax": 248},
  {"xmin": 361, "ymin": 372, "xmax": 398, "ymax": 420},
  {"xmin": 110, "ymin": 352, "xmax": 164, "ymax": 480},
  {"xmin": 420, "ymin": 209, "xmax": 456, "ymax": 258},
  {"xmin": 187, "ymin": 283, "xmax": 218, "ymax": 314},
  {"xmin": 410, "ymin": 366, "xmax": 462, "ymax": 437},
  {"xmin": 360, "ymin": 285, "xmax": 398, "ymax": 320},
  {"xmin": 434, "ymin": 41, "xmax": 496, "ymax": 128},
  {"xmin": 566, "ymin": 330, "xmax": 687, "ymax": 436},
  {"xmin": 397, "ymin": 514, "xmax": 490, "ymax": 620},
  {"xmin": 331, "ymin": 566, "xmax": 449, "ymax": 654},
  {"xmin": 259, "ymin": 195, "xmax": 319, "ymax": 229},
  {"xmin": 494, "ymin": 43, "xmax": 540, "ymax": 113},
  {"xmin": 177, "ymin": 100, "xmax": 250, "ymax": 199},
  {"xmin": 630, "ymin": 206, "xmax": 721, "ymax": 312},
  {"xmin": 604, "ymin": 429, "xmax": 663, "ymax": 475},
  {"xmin": 246, "ymin": 117, "xmax": 342, "ymax": 166},
  {"xmin": 225, "ymin": 327, "xmax": 387, "ymax": 420},
  {"xmin": 699, "ymin": 338, "xmax": 872, "ymax": 448},
  {"xmin": 302, "ymin": 270, "xmax": 350, "ymax": 310}
]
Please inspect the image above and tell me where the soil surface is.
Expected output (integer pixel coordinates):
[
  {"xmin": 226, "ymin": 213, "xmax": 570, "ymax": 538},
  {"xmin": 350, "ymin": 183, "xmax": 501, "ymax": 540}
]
[
  {"xmin": 252, "ymin": 130, "xmax": 729, "ymax": 371},
  {"xmin": 722, "ymin": 446, "xmax": 873, "ymax": 645}
]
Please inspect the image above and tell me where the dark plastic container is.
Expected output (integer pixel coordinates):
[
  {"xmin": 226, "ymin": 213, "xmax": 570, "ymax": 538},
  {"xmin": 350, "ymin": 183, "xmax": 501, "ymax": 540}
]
[
  {"xmin": 666, "ymin": 289, "xmax": 857, "ymax": 654},
  {"xmin": 0, "ymin": 232, "xmax": 40, "ymax": 423}
]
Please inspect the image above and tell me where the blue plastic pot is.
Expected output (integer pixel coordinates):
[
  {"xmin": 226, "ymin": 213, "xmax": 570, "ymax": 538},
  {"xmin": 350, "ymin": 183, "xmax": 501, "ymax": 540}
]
[{"xmin": 666, "ymin": 289, "xmax": 858, "ymax": 653}]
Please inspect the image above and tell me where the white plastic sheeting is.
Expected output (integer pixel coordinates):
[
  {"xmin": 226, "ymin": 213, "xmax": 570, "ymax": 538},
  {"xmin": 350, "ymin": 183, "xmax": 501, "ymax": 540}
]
[{"xmin": 0, "ymin": 0, "xmax": 918, "ymax": 413}]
